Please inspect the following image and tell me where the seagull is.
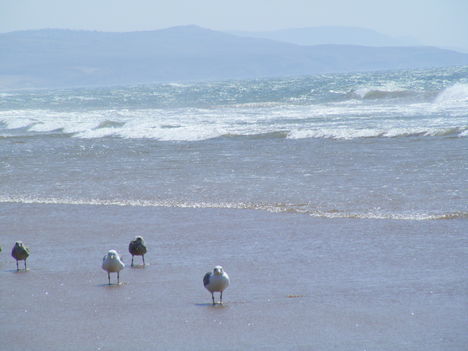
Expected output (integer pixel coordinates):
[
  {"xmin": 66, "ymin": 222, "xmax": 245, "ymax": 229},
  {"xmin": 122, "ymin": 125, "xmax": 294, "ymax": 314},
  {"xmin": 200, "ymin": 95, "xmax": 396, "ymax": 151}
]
[
  {"xmin": 11, "ymin": 241, "xmax": 30, "ymax": 271},
  {"xmin": 203, "ymin": 266, "xmax": 230, "ymax": 305},
  {"xmin": 128, "ymin": 236, "xmax": 147, "ymax": 266},
  {"xmin": 102, "ymin": 250, "xmax": 125, "ymax": 285}
]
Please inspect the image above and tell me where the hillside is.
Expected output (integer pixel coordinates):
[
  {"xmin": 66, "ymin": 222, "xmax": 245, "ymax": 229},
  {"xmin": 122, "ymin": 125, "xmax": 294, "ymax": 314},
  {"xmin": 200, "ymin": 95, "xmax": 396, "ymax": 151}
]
[
  {"xmin": 228, "ymin": 26, "xmax": 420, "ymax": 47},
  {"xmin": 1, "ymin": 25, "xmax": 467, "ymax": 89}
]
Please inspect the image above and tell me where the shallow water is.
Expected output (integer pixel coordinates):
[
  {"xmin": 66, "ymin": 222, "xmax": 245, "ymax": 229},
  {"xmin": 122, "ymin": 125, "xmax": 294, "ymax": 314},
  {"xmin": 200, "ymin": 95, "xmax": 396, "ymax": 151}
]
[{"xmin": 1, "ymin": 204, "xmax": 467, "ymax": 350}]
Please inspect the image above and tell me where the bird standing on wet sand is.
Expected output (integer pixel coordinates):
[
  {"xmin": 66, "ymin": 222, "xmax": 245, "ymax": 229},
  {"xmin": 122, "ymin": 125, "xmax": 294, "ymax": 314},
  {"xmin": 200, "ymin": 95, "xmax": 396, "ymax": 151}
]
[
  {"xmin": 128, "ymin": 236, "xmax": 147, "ymax": 266},
  {"xmin": 203, "ymin": 266, "xmax": 230, "ymax": 305},
  {"xmin": 11, "ymin": 241, "xmax": 30, "ymax": 271},
  {"xmin": 102, "ymin": 250, "xmax": 125, "ymax": 285}
]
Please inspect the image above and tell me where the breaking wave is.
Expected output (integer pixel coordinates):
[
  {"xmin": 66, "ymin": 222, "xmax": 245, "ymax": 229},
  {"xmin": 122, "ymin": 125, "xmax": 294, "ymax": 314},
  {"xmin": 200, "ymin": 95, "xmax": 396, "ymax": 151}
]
[
  {"xmin": 288, "ymin": 127, "xmax": 466, "ymax": 140},
  {"xmin": 348, "ymin": 87, "xmax": 417, "ymax": 100},
  {"xmin": 434, "ymin": 83, "xmax": 468, "ymax": 104},
  {"xmin": 1, "ymin": 75, "xmax": 467, "ymax": 141},
  {"xmin": 344, "ymin": 82, "xmax": 468, "ymax": 105},
  {"xmin": 0, "ymin": 102, "xmax": 466, "ymax": 141}
]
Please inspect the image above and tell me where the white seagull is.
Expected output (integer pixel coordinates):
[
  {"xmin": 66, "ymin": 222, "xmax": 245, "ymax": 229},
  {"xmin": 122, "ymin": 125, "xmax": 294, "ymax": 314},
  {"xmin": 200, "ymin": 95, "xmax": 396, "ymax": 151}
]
[
  {"xmin": 102, "ymin": 250, "xmax": 125, "ymax": 285},
  {"xmin": 203, "ymin": 266, "xmax": 230, "ymax": 305}
]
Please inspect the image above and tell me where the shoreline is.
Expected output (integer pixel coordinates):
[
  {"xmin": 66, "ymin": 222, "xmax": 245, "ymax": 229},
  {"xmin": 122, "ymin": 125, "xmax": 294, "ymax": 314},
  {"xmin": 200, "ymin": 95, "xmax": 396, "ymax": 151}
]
[{"xmin": 0, "ymin": 196, "xmax": 465, "ymax": 221}]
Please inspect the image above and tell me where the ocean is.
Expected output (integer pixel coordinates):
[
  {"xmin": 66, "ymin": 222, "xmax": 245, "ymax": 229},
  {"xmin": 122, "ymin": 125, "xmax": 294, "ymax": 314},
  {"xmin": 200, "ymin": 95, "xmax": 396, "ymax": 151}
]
[
  {"xmin": 1, "ymin": 66, "xmax": 467, "ymax": 220},
  {"xmin": 1, "ymin": 66, "xmax": 467, "ymax": 350}
]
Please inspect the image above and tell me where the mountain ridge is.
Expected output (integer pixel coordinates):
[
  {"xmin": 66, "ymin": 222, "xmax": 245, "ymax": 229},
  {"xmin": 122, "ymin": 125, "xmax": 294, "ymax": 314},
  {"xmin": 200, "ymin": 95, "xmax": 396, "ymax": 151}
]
[
  {"xmin": 1, "ymin": 26, "xmax": 467, "ymax": 89},
  {"xmin": 228, "ymin": 26, "xmax": 421, "ymax": 47}
]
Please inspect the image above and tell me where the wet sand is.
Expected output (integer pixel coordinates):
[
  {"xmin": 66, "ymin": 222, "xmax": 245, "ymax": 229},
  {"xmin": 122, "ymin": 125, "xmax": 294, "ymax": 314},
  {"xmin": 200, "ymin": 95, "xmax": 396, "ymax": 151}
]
[{"xmin": 0, "ymin": 203, "xmax": 467, "ymax": 350}]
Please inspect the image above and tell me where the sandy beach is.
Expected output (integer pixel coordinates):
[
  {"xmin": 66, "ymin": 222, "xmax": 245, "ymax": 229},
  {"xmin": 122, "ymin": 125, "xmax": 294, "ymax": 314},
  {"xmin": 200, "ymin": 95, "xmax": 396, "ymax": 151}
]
[{"xmin": 1, "ymin": 203, "xmax": 466, "ymax": 350}]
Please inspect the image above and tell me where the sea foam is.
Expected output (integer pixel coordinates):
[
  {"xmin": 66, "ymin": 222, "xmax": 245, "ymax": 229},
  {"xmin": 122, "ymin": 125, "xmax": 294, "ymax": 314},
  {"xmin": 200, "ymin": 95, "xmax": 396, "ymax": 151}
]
[
  {"xmin": 0, "ymin": 195, "xmax": 465, "ymax": 221},
  {"xmin": 435, "ymin": 83, "xmax": 468, "ymax": 104},
  {"xmin": 1, "ymin": 98, "xmax": 467, "ymax": 141},
  {"xmin": 1, "ymin": 74, "xmax": 467, "ymax": 141}
]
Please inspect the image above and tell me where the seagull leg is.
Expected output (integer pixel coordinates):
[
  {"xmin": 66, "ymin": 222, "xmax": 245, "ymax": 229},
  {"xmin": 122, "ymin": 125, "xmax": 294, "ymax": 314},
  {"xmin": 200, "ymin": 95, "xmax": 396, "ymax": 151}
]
[
  {"xmin": 108, "ymin": 272, "xmax": 111, "ymax": 285},
  {"xmin": 16, "ymin": 260, "xmax": 19, "ymax": 271},
  {"xmin": 220, "ymin": 291, "xmax": 223, "ymax": 305},
  {"xmin": 117, "ymin": 272, "xmax": 120, "ymax": 284},
  {"xmin": 142, "ymin": 255, "xmax": 145, "ymax": 266},
  {"xmin": 131, "ymin": 256, "xmax": 134, "ymax": 267},
  {"xmin": 24, "ymin": 259, "xmax": 27, "ymax": 271},
  {"xmin": 211, "ymin": 292, "xmax": 215, "ymax": 305}
]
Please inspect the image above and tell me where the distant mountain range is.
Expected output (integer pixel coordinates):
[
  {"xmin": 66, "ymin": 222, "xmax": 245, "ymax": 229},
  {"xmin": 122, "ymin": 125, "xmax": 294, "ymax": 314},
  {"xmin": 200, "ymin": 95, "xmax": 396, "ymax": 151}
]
[
  {"xmin": 228, "ymin": 26, "xmax": 421, "ymax": 47},
  {"xmin": 1, "ymin": 25, "xmax": 467, "ymax": 89}
]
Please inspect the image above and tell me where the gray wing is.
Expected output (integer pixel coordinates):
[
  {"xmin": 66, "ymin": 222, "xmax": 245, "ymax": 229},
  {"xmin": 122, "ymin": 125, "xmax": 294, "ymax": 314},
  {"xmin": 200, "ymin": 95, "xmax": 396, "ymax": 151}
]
[
  {"xmin": 203, "ymin": 272, "xmax": 211, "ymax": 287},
  {"xmin": 128, "ymin": 241, "xmax": 136, "ymax": 254}
]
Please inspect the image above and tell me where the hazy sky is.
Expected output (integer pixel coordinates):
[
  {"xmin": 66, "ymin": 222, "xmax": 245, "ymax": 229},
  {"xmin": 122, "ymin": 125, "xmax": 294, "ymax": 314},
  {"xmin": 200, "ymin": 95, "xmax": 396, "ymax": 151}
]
[{"xmin": 1, "ymin": 0, "xmax": 468, "ymax": 51}]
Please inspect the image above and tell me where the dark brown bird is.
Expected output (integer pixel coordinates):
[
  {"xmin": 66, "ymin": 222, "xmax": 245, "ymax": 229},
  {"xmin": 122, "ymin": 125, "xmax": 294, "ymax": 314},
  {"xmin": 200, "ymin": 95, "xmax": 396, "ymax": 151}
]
[
  {"xmin": 128, "ymin": 236, "xmax": 147, "ymax": 266},
  {"xmin": 11, "ymin": 241, "xmax": 30, "ymax": 271}
]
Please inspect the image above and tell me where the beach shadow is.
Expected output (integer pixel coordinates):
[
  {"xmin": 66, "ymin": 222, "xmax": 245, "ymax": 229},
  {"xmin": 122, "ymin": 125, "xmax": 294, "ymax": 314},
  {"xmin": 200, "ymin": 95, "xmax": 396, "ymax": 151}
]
[
  {"xmin": 96, "ymin": 282, "xmax": 127, "ymax": 288},
  {"xmin": 194, "ymin": 302, "xmax": 229, "ymax": 308},
  {"xmin": 130, "ymin": 264, "xmax": 148, "ymax": 269},
  {"xmin": 287, "ymin": 295, "xmax": 305, "ymax": 299},
  {"xmin": 9, "ymin": 269, "xmax": 30, "ymax": 273}
]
